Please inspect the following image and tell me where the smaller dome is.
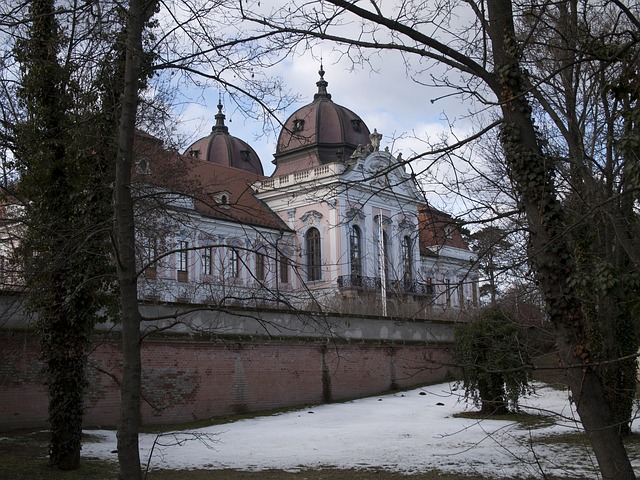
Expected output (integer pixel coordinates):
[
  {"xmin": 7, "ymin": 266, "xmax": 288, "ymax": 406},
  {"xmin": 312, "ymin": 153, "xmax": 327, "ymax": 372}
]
[{"xmin": 185, "ymin": 102, "xmax": 264, "ymax": 175}]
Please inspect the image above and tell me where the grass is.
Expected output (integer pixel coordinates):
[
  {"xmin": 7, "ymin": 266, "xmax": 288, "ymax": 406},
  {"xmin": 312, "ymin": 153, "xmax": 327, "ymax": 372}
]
[
  {"xmin": 0, "ymin": 430, "xmax": 118, "ymax": 479},
  {"xmin": 453, "ymin": 410, "xmax": 556, "ymax": 431}
]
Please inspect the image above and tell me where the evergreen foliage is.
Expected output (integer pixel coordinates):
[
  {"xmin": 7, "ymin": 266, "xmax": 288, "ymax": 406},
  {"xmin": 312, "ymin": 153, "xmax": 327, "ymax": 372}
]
[
  {"xmin": 12, "ymin": 0, "xmax": 116, "ymax": 469},
  {"xmin": 454, "ymin": 307, "xmax": 532, "ymax": 414}
]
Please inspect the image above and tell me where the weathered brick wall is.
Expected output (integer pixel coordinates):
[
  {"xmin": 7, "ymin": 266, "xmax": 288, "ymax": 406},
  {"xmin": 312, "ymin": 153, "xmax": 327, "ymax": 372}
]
[{"xmin": 0, "ymin": 332, "xmax": 453, "ymax": 430}]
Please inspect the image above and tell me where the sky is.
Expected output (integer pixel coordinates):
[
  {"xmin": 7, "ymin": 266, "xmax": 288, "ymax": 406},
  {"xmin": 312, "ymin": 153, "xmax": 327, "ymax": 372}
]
[
  {"xmin": 162, "ymin": 0, "xmax": 495, "ymax": 215},
  {"xmin": 176, "ymin": 48, "xmax": 477, "ymax": 180},
  {"xmin": 172, "ymin": 48, "xmax": 484, "ymax": 217},
  {"xmin": 82, "ymin": 382, "xmax": 639, "ymax": 478}
]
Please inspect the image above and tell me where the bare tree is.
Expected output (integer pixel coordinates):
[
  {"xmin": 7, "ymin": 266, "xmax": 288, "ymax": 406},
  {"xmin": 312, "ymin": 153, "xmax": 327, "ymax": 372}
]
[{"xmin": 237, "ymin": 0, "xmax": 640, "ymax": 477}]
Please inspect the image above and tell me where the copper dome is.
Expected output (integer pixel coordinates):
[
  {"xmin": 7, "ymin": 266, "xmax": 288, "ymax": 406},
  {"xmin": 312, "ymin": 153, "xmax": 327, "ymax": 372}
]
[
  {"xmin": 185, "ymin": 102, "xmax": 264, "ymax": 176},
  {"xmin": 273, "ymin": 66, "xmax": 371, "ymax": 174}
]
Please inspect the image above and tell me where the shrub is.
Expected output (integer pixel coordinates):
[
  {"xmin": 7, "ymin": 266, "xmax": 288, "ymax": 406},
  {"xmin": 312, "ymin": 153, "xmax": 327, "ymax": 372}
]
[{"xmin": 454, "ymin": 306, "xmax": 532, "ymax": 414}]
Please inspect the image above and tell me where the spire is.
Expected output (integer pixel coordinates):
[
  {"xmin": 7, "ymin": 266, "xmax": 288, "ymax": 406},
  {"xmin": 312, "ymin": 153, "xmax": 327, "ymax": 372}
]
[
  {"xmin": 314, "ymin": 62, "xmax": 331, "ymax": 100},
  {"xmin": 212, "ymin": 97, "xmax": 229, "ymax": 134}
]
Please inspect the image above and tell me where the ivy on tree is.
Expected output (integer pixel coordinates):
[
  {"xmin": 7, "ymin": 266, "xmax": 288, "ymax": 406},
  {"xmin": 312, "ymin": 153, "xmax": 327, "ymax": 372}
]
[{"xmin": 454, "ymin": 307, "xmax": 532, "ymax": 415}]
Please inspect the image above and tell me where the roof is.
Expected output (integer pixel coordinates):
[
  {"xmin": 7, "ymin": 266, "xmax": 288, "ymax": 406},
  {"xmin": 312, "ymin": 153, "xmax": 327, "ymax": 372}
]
[
  {"xmin": 273, "ymin": 66, "xmax": 371, "ymax": 175},
  {"xmin": 418, "ymin": 205, "xmax": 470, "ymax": 256},
  {"xmin": 133, "ymin": 133, "xmax": 289, "ymax": 231},
  {"xmin": 183, "ymin": 102, "xmax": 264, "ymax": 176}
]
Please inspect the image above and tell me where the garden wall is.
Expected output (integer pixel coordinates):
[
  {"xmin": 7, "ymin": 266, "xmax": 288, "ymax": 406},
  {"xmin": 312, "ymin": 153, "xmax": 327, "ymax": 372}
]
[
  {"xmin": 0, "ymin": 298, "xmax": 456, "ymax": 430},
  {"xmin": 1, "ymin": 332, "xmax": 453, "ymax": 430}
]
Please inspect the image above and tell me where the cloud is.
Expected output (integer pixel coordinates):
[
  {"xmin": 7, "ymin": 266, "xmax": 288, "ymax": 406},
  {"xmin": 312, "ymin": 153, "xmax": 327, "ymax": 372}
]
[{"xmin": 172, "ymin": 48, "xmax": 482, "ymax": 179}]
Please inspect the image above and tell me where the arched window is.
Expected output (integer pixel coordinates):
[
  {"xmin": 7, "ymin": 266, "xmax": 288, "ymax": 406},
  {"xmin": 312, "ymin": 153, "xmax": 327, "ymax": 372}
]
[
  {"xmin": 350, "ymin": 225, "xmax": 362, "ymax": 277},
  {"xmin": 402, "ymin": 235, "xmax": 413, "ymax": 286},
  {"xmin": 306, "ymin": 227, "xmax": 322, "ymax": 281}
]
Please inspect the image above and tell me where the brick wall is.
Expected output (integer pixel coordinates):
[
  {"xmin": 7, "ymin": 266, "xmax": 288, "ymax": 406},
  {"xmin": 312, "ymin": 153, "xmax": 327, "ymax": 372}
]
[{"xmin": 0, "ymin": 331, "xmax": 453, "ymax": 430}]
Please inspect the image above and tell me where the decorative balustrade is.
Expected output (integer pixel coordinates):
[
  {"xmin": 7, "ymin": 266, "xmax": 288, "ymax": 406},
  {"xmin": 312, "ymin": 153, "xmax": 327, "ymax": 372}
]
[
  {"xmin": 255, "ymin": 163, "xmax": 344, "ymax": 192},
  {"xmin": 337, "ymin": 275, "xmax": 435, "ymax": 297}
]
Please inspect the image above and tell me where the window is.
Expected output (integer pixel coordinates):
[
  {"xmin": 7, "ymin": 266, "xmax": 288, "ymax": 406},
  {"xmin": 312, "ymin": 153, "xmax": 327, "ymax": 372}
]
[
  {"xmin": 306, "ymin": 227, "xmax": 322, "ymax": 281},
  {"xmin": 255, "ymin": 252, "xmax": 265, "ymax": 281},
  {"xmin": 230, "ymin": 248, "xmax": 240, "ymax": 278},
  {"xmin": 178, "ymin": 241, "xmax": 188, "ymax": 271},
  {"xmin": 178, "ymin": 240, "xmax": 188, "ymax": 282},
  {"xmin": 201, "ymin": 246, "xmax": 213, "ymax": 276},
  {"xmin": 135, "ymin": 156, "xmax": 150, "ymax": 174},
  {"xmin": 293, "ymin": 118, "xmax": 305, "ymax": 132},
  {"xmin": 142, "ymin": 237, "xmax": 158, "ymax": 271},
  {"xmin": 402, "ymin": 236, "xmax": 413, "ymax": 286},
  {"xmin": 350, "ymin": 225, "xmax": 362, "ymax": 277},
  {"xmin": 279, "ymin": 254, "xmax": 289, "ymax": 284},
  {"xmin": 378, "ymin": 231, "xmax": 390, "ymax": 284},
  {"xmin": 446, "ymin": 278, "xmax": 451, "ymax": 307},
  {"xmin": 425, "ymin": 277, "xmax": 434, "ymax": 295},
  {"xmin": 472, "ymin": 280, "xmax": 479, "ymax": 306}
]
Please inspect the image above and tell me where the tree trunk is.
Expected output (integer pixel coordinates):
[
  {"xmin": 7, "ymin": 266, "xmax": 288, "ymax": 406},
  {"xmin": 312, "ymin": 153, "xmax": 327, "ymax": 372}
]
[
  {"xmin": 478, "ymin": 374, "xmax": 508, "ymax": 415},
  {"xmin": 114, "ymin": 0, "xmax": 150, "ymax": 478},
  {"xmin": 486, "ymin": 0, "xmax": 635, "ymax": 477}
]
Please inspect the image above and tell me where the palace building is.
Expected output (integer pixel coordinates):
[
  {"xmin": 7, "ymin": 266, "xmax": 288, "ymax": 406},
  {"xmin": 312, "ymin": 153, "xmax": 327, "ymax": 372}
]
[{"xmin": 133, "ymin": 67, "xmax": 478, "ymax": 317}]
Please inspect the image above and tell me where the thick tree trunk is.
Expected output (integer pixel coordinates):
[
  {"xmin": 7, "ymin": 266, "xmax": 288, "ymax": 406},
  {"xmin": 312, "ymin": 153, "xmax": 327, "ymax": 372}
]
[
  {"xmin": 114, "ymin": 0, "xmax": 149, "ymax": 478},
  {"xmin": 486, "ymin": 0, "xmax": 635, "ymax": 477}
]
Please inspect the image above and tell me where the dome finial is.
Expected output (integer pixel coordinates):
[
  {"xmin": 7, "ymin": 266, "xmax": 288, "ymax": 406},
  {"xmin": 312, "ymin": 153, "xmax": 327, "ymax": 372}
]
[
  {"xmin": 212, "ymin": 95, "xmax": 229, "ymax": 134},
  {"xmin": 314, "ymin": 61, "xmax": 331, "ymax": 100}
]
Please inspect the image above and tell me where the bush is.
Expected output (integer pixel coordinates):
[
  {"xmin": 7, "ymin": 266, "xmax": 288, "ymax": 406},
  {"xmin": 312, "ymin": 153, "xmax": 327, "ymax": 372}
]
[{"xmin": 454, "ymin": 306, "xmax": 533, "ymax": 414}]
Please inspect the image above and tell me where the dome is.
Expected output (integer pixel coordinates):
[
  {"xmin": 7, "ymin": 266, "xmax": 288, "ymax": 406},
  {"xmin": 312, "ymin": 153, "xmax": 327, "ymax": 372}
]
[
  {"xmin": 273, "ymin": 66, "xmax": 371, "ymax": 174},
  {"xmin": 185, "ymin": 102, "xmax": 264, "ymax": 176}
]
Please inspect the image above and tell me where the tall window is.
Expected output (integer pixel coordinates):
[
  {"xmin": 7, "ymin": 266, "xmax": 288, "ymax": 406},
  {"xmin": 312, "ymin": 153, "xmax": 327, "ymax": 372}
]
[
  {"xmin": 379, "ymin": 231, "xmax": 390, "ymax": 284},
  {"xmin": 178, "ymin": 240, "xmax": 188, "ymax": 282},
  {"xmin": 255, "ymin": 251, "xmax": 265, "ymax": 281},
  {"xmin": 230, "ymin": 248, "xmax": 240, "ymax": 278},
  {"xmin": 201, "ymin": 246, "xmax": 213, "ymax": 276},
  {"xmin": 306, "ymin": 227, "xmax": 322, "ymax": 281},
  {"xmin": 472, "ymin": 280, "xmax": 478, "ymax": 306},
  {"xmin": 279, "ymin": 254, "xmax": 289, "ymax": 284},
  {"xmin": 142, "ymin": 237, "xmax": 158, "ymax": 272},
  {"xmin": 402, "ymin": 235, "xmax": 413, "ymax": 286},
  {"xmin": 178, "ymin": 241, "xmax": 188, "ymax": 271},
  {"xmin": 350, "ymin": 225, "xmax": 362, "ymax": 277}
]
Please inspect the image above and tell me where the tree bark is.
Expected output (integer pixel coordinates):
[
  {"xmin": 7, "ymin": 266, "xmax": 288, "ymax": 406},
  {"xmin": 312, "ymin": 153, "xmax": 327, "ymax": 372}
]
[
  {"xmin": 486, "ymin": 0, "xmax": 635, "ymax": 477},
  {"xmin": 114, "ymin": 0, "xmax": 152, "ymax": 478}
]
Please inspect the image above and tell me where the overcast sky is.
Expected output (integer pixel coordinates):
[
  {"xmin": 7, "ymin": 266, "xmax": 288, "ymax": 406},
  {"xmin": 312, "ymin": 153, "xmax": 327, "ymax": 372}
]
[{"xmin": 175, "ymin": 48, "xmax": 479, "ymax": 179}]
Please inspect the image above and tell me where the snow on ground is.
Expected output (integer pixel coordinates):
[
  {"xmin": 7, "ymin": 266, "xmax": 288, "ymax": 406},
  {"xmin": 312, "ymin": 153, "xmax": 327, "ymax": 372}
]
[{"xmin": 82, "ymin": 382, "xmax": 640, "ymax": 478}]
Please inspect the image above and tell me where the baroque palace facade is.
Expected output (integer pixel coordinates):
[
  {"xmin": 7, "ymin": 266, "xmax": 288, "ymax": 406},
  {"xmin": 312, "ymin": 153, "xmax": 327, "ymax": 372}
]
[{"xmin": 133, "ymin": 67, "xmax": 478, "ymax": 317}]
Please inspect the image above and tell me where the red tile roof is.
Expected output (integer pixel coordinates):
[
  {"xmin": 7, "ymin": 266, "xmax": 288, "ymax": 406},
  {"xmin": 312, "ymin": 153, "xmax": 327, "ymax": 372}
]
[
  {"xmin": 418, "ymin": 204, "xmax": 469, "ymax": 256},
  {"xmin": 133, "ymin": 133, "xmax": 290, "ymax": 231}
]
